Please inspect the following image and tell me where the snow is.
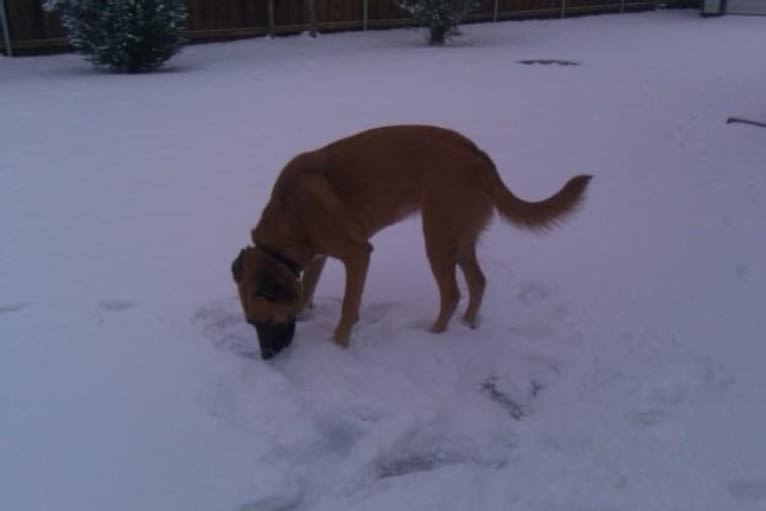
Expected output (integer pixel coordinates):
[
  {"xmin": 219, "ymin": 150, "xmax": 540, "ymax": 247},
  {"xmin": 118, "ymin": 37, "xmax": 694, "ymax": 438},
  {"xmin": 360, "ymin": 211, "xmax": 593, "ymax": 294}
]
[{"xmin": 2, "ymin": 10, "xmax": 766, "ymax": 511}]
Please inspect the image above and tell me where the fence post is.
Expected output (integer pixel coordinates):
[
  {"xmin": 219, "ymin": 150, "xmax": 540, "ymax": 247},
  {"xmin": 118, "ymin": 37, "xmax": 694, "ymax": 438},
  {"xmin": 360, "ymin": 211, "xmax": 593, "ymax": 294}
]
[
  {"xmin": 363, "ymin": 0, "xmax": 368, "ymax": 30},
  {"xmin": 305, "ymin": 0, "xmax": 317, "ymax": 36},
  {"xmin": 620, "ymin": 0, "xmax": 625, "ymax": 12},
  {"xmin": 0, "ymin": 0, "xmax": 12, "ymax": 57},
  {"xmin": 560, "ymin": 0, "xmax": 567, "ymax": 17},
  {"xmin": 493, "ymin": 0, "xmax": 499, "ymax": 21},
  {"xmin": 268, "ymin": 0, "xmax": 275, "ymax": 36}
]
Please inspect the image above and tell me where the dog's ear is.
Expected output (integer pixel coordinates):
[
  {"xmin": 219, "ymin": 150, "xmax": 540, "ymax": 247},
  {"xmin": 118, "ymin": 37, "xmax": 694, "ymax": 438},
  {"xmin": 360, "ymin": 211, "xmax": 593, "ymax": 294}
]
[{"xmin": 231, "ymin": 248, "xmax": 247, "ymax": 283}]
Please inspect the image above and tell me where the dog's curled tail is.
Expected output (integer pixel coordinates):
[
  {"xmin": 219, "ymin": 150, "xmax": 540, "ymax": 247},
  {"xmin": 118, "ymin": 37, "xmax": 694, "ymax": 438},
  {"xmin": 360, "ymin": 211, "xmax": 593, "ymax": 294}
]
[{"xmin": 489, "ymin": 173, "xmax": 592, "ymax": 231}]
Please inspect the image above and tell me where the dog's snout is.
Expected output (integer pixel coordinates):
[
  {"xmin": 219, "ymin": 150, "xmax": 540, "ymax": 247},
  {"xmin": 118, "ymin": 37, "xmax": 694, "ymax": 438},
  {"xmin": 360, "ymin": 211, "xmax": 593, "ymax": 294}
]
[{"xmin": 251, "ymin": 318, "xmax": 296, "ymax": 360}]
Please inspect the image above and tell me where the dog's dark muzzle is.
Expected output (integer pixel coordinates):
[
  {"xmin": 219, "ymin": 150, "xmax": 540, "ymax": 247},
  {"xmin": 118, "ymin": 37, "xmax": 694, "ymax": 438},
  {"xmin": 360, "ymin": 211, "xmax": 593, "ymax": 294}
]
[{"xmin": 251, "ymin": 319, "xmax": 296, "ymax": 360}]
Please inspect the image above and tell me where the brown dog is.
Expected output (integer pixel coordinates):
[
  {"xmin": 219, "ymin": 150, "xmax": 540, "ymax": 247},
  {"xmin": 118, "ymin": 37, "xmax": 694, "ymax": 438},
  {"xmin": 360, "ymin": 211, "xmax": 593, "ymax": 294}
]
[{"xmin": 232, "ymin": 125, "xmax": 591, "ymax": 359}]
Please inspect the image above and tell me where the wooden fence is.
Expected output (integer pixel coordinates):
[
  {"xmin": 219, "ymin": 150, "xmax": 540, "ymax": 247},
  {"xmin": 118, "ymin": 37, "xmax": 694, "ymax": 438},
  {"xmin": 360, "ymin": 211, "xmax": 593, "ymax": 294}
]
[{"xmin": 1, "ymin": 0, "xmax": 699, "ymax": 55}]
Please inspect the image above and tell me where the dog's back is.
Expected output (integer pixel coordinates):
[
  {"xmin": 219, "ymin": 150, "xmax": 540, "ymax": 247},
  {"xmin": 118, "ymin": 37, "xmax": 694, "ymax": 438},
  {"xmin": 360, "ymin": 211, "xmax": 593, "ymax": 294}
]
[{"xmin": 275, "ymin": 125, "xmax": 499, "ymax": 236}]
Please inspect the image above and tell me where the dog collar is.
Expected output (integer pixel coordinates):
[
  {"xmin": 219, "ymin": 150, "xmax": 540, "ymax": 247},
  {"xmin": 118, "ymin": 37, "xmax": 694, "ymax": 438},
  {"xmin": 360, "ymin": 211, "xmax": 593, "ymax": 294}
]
[{"xmin": 255, "ymin": 243, "xmax": 302, "ymax": 277}]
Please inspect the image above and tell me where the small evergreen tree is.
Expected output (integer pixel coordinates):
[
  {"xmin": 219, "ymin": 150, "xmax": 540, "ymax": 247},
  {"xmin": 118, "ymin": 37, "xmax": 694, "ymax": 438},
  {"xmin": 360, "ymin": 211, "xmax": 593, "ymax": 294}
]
[
  {"xmin": 397, "ymin": 0, "xmax": 483, "ymax": 45},
  {"xmin": 44, "ymin": 0, "xmax": 187, "ymax": 73}
]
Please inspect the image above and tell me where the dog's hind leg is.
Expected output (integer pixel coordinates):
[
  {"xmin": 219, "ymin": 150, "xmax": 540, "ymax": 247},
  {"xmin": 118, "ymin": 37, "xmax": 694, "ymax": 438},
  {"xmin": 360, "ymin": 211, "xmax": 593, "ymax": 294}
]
[
  {"xmin": 423, "ymin": 213, "xmax": 460, "ymax": 334},
  {"xmin": 458, "ymin": 244, "xmax": 486, "ymax": 329},
  {"xmin": 456, "ymin": 195, "xmax": 492, "ymax": 329},
  {"xmin": 427, "ymin": 251, "xmax": 460, "ymax": 333}
]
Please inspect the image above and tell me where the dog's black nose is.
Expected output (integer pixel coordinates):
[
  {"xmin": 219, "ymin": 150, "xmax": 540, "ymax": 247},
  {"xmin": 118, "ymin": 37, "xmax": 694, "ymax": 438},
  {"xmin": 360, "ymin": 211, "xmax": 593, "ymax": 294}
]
[{"xmin": 252, "ymin": 319, "xmax": 296, "ymax": 360}]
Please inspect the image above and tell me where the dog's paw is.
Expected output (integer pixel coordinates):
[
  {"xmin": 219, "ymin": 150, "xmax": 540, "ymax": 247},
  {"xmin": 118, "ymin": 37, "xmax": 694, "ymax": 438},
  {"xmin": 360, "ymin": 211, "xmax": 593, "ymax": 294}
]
[
  {"xmin": 462, "ymin": 313, "xmax": 479, "ymax": 330},
  {"xmin": 332, "ymin": 326, "xmax": 352, "ymax": 347},
  {"xmin": 429, "ymin": 322, "xmax": 448, "ymax": 334}
]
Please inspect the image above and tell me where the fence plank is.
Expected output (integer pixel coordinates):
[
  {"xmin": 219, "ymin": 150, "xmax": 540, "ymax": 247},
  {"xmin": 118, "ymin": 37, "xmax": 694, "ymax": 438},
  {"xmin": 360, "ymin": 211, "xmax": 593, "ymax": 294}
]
[
  {"xmin": 7, "ymin": 0, "xmax": 45, "ymax": 40},
  {"xmin": 1, "ymin": 0, "xmax": 12, "ymax": 55}
]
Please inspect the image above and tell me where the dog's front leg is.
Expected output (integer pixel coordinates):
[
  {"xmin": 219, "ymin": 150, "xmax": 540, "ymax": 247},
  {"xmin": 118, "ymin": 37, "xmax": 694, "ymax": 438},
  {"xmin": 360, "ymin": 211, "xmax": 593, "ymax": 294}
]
[
  {"xmin": 333, "ymin": 248, "xmax": 371, "ymax": 346},
  {"xmin": 298, "ymin": 256, "xmax": 327, "ymax": 314}
]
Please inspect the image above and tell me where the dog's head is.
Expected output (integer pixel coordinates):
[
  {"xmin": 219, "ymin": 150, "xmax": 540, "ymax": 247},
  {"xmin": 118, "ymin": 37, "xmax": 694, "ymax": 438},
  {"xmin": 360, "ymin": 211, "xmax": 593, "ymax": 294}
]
[{"xmin": 231, "ymin": 247, "xmax": 302, "ymax": 360}]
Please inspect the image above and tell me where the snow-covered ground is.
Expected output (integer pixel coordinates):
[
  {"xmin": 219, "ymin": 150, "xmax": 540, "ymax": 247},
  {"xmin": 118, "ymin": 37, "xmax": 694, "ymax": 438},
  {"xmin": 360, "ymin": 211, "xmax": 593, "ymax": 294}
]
[{"xmin": 2, "ymin": 10, "xmax": 766, "ymax": 511}]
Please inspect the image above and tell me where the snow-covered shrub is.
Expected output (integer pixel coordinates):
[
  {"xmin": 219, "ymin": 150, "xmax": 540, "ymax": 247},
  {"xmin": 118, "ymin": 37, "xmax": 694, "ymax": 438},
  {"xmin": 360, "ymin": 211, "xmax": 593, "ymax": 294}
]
[
  {"xmin": 43, "ymin": 0, "xmax": 187, "ymax": 73},
  {"xmin": 396, "ymin": 0, "xmax": 483, "ymax": 45}
]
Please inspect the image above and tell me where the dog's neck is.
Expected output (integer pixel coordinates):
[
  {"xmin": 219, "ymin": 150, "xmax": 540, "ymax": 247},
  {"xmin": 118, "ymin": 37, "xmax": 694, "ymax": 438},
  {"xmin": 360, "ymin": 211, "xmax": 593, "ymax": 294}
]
[{"xmin": 254, "ymin": 242, "xmax": 303, "ymax": 277}]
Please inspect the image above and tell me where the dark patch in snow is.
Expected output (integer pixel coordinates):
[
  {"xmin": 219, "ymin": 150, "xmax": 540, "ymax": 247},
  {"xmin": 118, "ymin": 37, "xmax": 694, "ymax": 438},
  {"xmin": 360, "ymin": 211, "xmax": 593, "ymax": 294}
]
[
  {"xmin": 530, "ymin": 378, "xmax": 545, "ymax": 398},
  {"xmin": 0, "ymin": 302, "xmax": 29, "ymax": 316},
  {"xmin": 314, "ymin": 414, "xmax": 367, "ymax": 458},
  {"xmin": 516, "ymin": 280, "xmax": 556, "ymax": 306},
  {"xmin": 727, "ymin": 479, "xmax": 766, "ymax": 504},
  {"xmin": 377, "ymin": 447, "xmax": 507, "ymax": 479},
  {"xmin": 625, "ymin": 409, "xmax": 668, "ymax": 427},
  {"xmin": 481, "ymin": 376, "xmax": 525, "ymax": 420},
  {"xmin": 378, "ymin": 451, "xmax": 464, "ymax": 479},
  {"xmin": 236, "ymin": 487, "xmax": 306, "ymax": 511},
  {"xmin": 734, "ymin": 264, "xmax": 750, "ymax": 281},
  {"xmin": 518, "ymin": 59, "xmax": 581, "ymax": 66},
  {"xmin": 98, "ymin": 299, "xmax": 136, "ymax": 312}
]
